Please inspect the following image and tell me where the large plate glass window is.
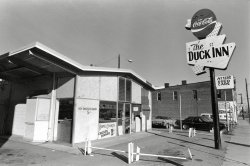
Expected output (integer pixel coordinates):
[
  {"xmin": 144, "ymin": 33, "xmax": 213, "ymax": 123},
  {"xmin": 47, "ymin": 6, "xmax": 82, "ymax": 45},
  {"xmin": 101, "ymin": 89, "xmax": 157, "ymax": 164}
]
[{"xmin": 99, "ymin": 101, "xmax": 117, "ymax": 123}]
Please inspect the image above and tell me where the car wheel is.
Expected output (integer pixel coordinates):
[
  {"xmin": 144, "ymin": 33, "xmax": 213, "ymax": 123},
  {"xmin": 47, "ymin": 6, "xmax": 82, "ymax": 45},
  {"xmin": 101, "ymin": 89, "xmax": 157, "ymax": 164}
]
[{"xmin": 183, "ymin": 124, "xmax": 189, "ymax": 130}]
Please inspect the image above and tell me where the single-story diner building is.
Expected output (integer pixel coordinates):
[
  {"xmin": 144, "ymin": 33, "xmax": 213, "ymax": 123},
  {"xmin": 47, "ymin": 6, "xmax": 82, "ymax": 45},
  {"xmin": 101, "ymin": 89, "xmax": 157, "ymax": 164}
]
[{"xmin": 0, "ymin": 42, "xmax": 154, "ymax": 144}]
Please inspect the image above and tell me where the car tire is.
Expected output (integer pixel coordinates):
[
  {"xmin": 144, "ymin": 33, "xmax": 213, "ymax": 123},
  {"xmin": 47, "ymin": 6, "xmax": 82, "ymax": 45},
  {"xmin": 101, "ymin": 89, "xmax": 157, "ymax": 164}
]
[{"xmin": 183, "ymin": 124, "xmax": 189, "ymax": 130}]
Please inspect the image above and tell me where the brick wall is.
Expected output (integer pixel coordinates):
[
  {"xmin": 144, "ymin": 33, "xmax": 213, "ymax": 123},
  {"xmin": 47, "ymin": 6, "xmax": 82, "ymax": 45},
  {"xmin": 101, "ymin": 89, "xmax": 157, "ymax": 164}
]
[{"xmin": 152, "ymin": 81, "xmax": 213, "ymax": 120}]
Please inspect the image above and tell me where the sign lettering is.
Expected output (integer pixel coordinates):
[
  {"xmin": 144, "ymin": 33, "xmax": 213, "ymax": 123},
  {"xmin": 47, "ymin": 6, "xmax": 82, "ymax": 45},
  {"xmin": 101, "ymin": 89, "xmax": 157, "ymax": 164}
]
[
  {"xmin": 215, "ymin": 75, "xmax": 234, "ymax": 89},
  {"xmin": 186, "ymin": 35, "xmax": 235, "ymax": 69}
]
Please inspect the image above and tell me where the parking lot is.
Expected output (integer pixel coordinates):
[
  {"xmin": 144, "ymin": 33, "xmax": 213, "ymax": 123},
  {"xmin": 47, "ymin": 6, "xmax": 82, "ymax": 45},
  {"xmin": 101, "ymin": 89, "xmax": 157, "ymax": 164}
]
[{"xmin": 1, "ymin": 119, "xmax": 249, "ymax": 166}]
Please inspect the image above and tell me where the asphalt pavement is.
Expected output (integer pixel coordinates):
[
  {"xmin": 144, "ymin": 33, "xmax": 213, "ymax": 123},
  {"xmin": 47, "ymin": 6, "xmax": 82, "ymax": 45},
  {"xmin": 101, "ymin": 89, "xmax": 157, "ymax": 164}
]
[{"xmin": 0, "ymin": 118, "xmax": 249, "ymax": 166}]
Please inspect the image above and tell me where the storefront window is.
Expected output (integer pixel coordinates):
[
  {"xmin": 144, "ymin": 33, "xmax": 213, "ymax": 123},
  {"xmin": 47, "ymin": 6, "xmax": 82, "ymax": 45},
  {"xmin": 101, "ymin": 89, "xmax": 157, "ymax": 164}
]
[
  {"xmin": 119, "ymin": 77, "xmax": 132, "ymax": 102},
  {"xmin": 119, "ymin": 77, "xmax": 125, "ymax": 101},
  {"xmin": 99, "ymin": 101, "xmax": 117, "ymax": 123},
  {"xmin": 118, "ymin": 103, "xmax": 123, "ymax": 126},
  {"xmin": 126, "ymin": 79, "xmax": 131, "ymax": 102}
]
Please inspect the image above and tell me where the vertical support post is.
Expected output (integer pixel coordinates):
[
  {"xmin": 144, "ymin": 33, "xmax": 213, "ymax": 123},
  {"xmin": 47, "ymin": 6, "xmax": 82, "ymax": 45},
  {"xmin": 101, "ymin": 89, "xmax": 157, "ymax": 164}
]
[
  {"xmin": 246, "ymin": 78, "xmax": 250, "ymax": 123},
  {"xmin": 128, "ymin": 142, "xmax": 133, "ymax": 164},
  {"xmin": 48, "ymin": 73, "xmax": 56, "ymax": 141},
  {"xmin": 116, "ymin": 77, "xmax": 119, "ymax": 136},
  {"xmin": 135, "ymin": 146, "xmax": 140, "ymax": 161},
  {"xmin": 72, "ymin": 75, "xmax": 78, "ymax": 145},
  {"xmin": 225, "ymin": 91, "xmax": 229, "ymax": 131},
  {"xmin": 188, "ymin": 128, "xmax": 192, "ymax": 137},
  {"xmin": 209, "ymin": 68, "xmax": 222, "ymax": 149},
  {"xmin": 179, "ymin": 94, "xmax": 182, "ymax": 131}
]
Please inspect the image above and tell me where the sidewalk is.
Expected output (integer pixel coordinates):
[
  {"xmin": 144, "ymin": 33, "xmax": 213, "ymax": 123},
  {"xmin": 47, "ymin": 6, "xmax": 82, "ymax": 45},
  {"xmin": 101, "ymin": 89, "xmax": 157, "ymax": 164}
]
[
  {"xmin": 4, "ymin": 130, "xmax": 156, "ymax": 155},
  {"xmin": 222, "ymin": 118, "xmax": 250, "ymax": 166}
]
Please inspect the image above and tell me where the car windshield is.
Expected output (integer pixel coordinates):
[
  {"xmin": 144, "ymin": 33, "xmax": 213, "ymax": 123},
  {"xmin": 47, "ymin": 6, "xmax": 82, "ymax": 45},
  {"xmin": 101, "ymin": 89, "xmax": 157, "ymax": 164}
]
[
  {"xmin": 201, "ymin": 116, "xmax": 213, "ymax": 122},
  {"xmin": 155, "ymin": 116, "xmax": 170, "ymax": 119}
]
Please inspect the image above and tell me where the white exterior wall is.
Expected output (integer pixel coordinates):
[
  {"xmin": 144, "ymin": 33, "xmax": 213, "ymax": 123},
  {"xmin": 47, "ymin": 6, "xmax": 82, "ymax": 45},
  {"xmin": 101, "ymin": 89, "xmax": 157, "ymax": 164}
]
[
  {"xmin": 33, "ymin": 121, "xmax": 49, "ymax": 142},
  {"xmin": 147, "ymin": 91, "xmax": 152, "ymax": 130},
  {"xmin": 24, "ymin": 99, "xmax": 50, "ymax": 142},
  {"xmin": 73, "ymin": 76, "xmax": 118, "ymax": 143},
  {"xmin": 12, "ymin": 104, "xmax": 26, "ymax": 136},
  {"xmin": 132, "ymin": 81, "xmax": 141, "ymax": 104},
  {"xmin": 72, "ymin": 75, "xmax": 152, "ymax": 143},
  {"xmin": 73, "ymin": 99, "xmax": 99, "ymax": 143},
  {"xmin": 100, "ymin": 77, "xmax": 117, "ymax": 101},
  {"xmin": 77, "ymin": 76, "xmax": 100, "ymax": 99}
]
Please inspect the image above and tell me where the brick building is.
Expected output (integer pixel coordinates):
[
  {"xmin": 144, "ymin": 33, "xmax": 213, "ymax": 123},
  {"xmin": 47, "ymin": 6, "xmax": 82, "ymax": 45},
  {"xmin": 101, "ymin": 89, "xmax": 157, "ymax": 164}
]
[{"xmin": 152, "ymin": 80, "xmax": 237, "ymax": 121}]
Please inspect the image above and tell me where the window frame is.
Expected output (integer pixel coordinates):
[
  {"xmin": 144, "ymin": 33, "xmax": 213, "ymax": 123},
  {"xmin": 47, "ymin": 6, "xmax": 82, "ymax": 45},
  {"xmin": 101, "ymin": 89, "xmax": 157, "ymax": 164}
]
[
  {"xmin": 173, "ymin": 91, "xmax": 178, "ymax": 100},
  {"xmin": 157, "ymin": 92, "xmax": 161, "ymax": 101}
]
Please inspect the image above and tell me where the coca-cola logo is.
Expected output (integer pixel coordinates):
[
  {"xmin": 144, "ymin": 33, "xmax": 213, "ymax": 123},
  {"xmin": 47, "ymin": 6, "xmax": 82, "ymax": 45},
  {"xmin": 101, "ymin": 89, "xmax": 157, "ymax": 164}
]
[
  {"xmin": 191, "ymin": 9, "xmax": 216, "ymax": 39},
  {"xmin": 192, "ymin": 17, "xmax": 213, "ymax": 28}
]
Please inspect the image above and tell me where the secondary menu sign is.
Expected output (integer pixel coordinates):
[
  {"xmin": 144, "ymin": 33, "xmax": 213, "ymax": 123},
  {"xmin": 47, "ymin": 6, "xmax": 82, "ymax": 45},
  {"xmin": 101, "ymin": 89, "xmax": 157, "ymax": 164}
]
[{"xmin": 215, "ymin": 75, "xmax": 234, "ymax": 89}]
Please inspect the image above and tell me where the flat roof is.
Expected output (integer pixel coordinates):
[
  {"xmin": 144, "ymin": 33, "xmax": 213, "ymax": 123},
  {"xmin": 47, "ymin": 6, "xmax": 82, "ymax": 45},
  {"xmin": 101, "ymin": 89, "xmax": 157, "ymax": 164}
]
[{"xmin": 0, "ymin": 42, "xmax": 155, "ymax": 90}]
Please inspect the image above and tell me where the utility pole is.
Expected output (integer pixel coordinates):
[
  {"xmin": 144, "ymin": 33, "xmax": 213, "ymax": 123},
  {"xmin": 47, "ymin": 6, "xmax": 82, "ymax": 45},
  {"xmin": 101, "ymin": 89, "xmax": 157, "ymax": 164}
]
[
  {"xmin": 246, "ymin": 78, "xmax": 250, "ymax": 123},
  {"xmin": 179, "ymin": 93, "xmax": 182, "ymax": 131},
  {"xmin": 238, "ymin": 93, "xmax": 243, "ymax": 118},
  {"xmin": 210, "ymin": 68, "xmax": 221, "ymax": 149},
  {"xmin": 118, "ymin": 54, "xmax": 120, "ymax": 69}
]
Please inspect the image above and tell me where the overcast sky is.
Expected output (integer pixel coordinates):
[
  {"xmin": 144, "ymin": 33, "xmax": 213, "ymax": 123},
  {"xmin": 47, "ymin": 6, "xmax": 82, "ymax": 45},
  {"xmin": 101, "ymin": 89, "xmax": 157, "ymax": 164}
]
[{"xmin": 0, "ymin": 0, "xmax": 249, "ymax": 102}]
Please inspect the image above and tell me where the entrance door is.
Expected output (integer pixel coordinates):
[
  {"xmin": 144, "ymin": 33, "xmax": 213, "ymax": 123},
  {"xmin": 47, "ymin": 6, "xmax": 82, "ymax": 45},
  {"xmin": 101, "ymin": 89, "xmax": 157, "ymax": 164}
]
[
  {"xmin": 57, "ymin": 98, "xmax": 73, "ymax": 143},
  {"xmin": 124, "ymin": 103, "xmax": 131, "ymax": 134},
  {"xmin": 118, "ymin": 103, "xmax": 131, "ymax": 135}
]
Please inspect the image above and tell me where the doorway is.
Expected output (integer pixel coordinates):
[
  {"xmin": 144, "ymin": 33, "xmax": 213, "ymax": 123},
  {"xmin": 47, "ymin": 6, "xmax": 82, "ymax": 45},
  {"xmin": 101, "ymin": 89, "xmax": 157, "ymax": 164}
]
[
  {"xmin": 118, "ymin": 103, "xmax": 131, "ymax": 135},
  {"xmin": 56, "ymin": 98, "xmax": 73, "ymax": 143}
]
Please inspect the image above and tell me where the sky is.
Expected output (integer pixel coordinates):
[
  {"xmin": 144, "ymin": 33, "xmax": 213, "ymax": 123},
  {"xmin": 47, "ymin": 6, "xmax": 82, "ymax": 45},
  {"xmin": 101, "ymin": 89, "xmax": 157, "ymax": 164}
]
[{"xmin": 0, "ymin": 0, "xmax": 249, "ymax": 103}]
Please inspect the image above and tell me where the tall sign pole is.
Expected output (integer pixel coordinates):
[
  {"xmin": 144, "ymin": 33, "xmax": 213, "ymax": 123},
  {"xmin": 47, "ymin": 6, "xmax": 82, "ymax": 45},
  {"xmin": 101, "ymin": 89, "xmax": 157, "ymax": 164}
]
[
  {"xmin": 185, "ymin": 9, "xmax": 236, "ymax": 149},
  {"xmin": 209, "ymin": 68, "xmax": 221, "ymax": 149},
  {"xmin": 179, "ymin": 94, "xmax": 182, "ymax": 131},
  {"xmin": 246, "ymin": 78, "xmax": 250, "ymax": 123}
]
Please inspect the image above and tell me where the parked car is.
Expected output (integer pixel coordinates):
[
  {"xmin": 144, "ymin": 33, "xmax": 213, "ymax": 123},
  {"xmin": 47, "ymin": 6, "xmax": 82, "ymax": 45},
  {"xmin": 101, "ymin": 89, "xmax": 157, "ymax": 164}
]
[
  {"xmin": 200, "ymin": 113, "xmax": 213, "ymax": 119},
  {"xmin": 180, "ymin": 116, "xmax": 226, "ymax": 131},
  {"xmin": 152, "ymin": 116, "xmax": 174, "ymax": 128}
]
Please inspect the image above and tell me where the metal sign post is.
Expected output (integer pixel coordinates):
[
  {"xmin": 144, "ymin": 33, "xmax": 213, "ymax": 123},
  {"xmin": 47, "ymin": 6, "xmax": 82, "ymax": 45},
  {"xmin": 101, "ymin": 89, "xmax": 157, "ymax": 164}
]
[
  {"xmin": 224, "ymin": 91, "xmax": 229, "ymax": 131},
  {"xmin": 180, "ymin": 94, "xmax": 182, "ymax": 131},
  {"xmin": 209, "ymin": 68, "xmax": 221, "ymax": 149}
]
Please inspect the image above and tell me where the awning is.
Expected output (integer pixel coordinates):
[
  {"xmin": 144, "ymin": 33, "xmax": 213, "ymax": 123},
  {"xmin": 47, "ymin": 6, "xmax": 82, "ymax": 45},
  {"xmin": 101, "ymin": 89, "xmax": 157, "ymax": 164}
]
[{"xmin": 0, "ymin": 42, "xmax": 82, "ymax": 81}]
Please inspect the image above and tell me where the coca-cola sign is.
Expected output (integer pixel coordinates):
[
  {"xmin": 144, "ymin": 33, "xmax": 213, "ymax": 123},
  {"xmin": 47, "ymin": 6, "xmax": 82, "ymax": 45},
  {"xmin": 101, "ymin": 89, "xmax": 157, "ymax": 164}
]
[{"xmin": 191, "ymin": 9, "xmax": 217, "ymax": 39}]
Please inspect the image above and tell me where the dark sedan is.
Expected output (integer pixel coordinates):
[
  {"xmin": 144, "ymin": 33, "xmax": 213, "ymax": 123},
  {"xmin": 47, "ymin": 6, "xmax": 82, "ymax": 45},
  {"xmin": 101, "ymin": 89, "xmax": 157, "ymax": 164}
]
[{"xmin": 180, "ymin": 116, "xmax": 226, "ymax": 131}]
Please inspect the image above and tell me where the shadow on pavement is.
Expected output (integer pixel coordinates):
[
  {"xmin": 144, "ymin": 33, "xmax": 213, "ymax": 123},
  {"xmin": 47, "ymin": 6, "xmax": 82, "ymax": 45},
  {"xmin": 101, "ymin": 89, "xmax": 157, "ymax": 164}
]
[
  {"xmin": 225, "ymin": 141, "xmax": 250, "ymax": 147},
  {"xmin": 147, "ymin": 131, "xmax": 214, "ymax": 149},
  {"xmin": 0, "ymin": 135, "xmax": 11, "ymax": 148},
  {"xmin": 158, "ymin": 157, "xmax": 184, "ymax": 166},
  {"xmin": 111, "ymin": 152, "xmax": 128, "ymax": 163}
]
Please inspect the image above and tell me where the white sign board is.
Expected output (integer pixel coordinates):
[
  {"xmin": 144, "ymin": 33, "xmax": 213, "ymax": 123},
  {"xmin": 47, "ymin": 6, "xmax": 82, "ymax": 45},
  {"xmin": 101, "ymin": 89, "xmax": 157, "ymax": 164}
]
[
  {"xmin": 98, "ymin": 122, "xmax": 116, "ymax": 139},
  {"xmin": 186, "ymin": 35, "xmax": 236, "ymax": 69},
  {"xmin": 215, "ymin": 75, "xmax": 234, "ymax": 89}
]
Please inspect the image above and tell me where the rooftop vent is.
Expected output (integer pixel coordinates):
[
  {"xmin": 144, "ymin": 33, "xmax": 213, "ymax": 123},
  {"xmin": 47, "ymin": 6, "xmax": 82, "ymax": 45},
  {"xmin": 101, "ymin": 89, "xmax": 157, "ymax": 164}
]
[{"xmin": 164, "ymin": 83, "xmax": 169, "ymax": 88}]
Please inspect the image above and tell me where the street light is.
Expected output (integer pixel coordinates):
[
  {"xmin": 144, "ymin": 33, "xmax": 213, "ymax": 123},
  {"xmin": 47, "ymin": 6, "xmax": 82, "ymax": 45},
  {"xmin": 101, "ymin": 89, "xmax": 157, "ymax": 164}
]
[{"xmin": 118, "ymin": 54, "xmax": 133, "ymax": 68}]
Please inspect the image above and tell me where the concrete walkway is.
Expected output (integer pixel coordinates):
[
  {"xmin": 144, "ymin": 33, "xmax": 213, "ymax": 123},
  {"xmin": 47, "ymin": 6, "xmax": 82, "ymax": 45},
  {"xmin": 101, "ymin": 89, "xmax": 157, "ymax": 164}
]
[{"xmin": 222, "ymin": 119, "xmax": 250, "ymax": 166}]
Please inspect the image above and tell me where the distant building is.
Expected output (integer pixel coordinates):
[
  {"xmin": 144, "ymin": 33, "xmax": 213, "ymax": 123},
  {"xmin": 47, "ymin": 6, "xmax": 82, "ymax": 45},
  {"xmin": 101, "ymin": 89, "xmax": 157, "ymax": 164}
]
[{"xmin": 152, "ymin": 80, "xmax": 237, "ymax": 121}]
